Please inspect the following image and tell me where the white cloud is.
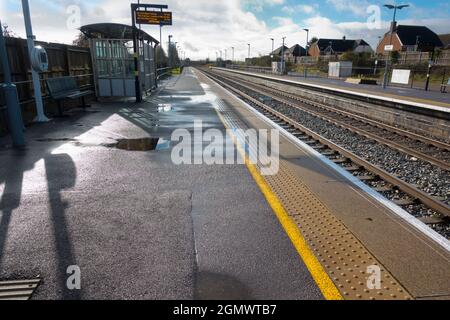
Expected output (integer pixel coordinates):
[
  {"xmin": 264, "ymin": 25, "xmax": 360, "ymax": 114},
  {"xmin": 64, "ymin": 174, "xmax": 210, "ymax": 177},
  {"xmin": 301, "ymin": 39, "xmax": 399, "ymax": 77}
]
[
  {"xmin": 326, "ymin": 0, "xmax": 371, "ymax": 17},
  {"xmin": 302, "ymin": 14, "xmax": 450, "ymax": 49},
  {"xmin": 0, "ymin": 1, "xmax": 6, "ymax": 24},
  {"xmin": 282, "ymin": 4, "xmax": 316, "ymax": 15},
  {"xmin": 243, "ymin": 0, "xmax": 285, "ymax": 13},
  {"xmin": 1, "ymin": 0, "xmax": 449, "ymax": 60}
]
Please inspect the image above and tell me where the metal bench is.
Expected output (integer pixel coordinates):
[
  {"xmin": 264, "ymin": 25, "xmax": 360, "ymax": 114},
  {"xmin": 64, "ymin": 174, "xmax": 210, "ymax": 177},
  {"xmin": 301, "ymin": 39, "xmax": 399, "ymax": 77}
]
[
  {"xmin": 441, "ymin": 78, "xmax": 450, "ymax": 93},
  {"xmin": 46, "ymin": 77, "xmax": 94, "ymax": 116}
]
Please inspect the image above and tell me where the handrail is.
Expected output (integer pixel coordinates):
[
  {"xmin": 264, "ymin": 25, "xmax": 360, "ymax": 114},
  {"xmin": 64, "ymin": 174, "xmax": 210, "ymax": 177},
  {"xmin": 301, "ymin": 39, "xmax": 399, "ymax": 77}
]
[{"xmin": 156, "ymin": 67, "xmax": 173, "ymax": 80}]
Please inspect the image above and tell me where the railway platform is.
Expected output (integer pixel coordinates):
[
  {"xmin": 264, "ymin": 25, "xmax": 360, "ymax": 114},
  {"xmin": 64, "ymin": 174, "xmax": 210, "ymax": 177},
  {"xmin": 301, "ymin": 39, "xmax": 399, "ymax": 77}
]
[
  {"xmin": 0, "ymin": 69, "xmax": 321, "ymax": 300},
  {"xmin": 0, "ymin": 68, "xmax": 449, "ymax": 300},
  {"xmin": 218, "ymin": 68, "xmax": 450, "ymax": 113}
]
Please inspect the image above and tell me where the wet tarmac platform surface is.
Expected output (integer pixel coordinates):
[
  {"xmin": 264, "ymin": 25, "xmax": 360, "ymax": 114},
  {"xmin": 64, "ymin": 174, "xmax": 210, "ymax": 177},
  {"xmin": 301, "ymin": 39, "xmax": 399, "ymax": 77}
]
[{"xmin": 0, "ymin": 68, "xmax": 323, "ymax": 299}]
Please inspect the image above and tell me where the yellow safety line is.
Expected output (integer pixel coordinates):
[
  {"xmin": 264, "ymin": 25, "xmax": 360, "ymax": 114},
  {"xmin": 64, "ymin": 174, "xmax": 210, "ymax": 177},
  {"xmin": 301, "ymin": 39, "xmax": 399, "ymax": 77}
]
[
  {"xmin": 210, "ymin": 101, "xmax": 343, "ymax": 300},
  {"xmin": 244, "ymin": 159, "xmax": 343, "ymax": 300}
]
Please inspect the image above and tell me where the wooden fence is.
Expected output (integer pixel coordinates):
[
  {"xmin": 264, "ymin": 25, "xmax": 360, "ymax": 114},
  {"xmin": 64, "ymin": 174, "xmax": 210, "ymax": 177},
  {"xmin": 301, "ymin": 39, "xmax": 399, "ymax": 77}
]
[
  {"xmin": 295, "ymin": 50, "xmax": 450, "ymax": 66},
  {"xmin": 0, "ymin": 37, "xmax": 93, "ymax": 133}
]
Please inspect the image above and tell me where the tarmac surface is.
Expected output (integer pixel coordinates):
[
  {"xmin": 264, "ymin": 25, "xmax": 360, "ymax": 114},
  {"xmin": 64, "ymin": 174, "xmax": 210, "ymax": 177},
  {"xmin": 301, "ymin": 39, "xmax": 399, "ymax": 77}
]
[
  {"xmin": 0, "ymin": 68, "xmax": 323, "ymax": 300},
  {"xmin": 287, "ymin": 75, "xmax": 450, "ymax": 105}
]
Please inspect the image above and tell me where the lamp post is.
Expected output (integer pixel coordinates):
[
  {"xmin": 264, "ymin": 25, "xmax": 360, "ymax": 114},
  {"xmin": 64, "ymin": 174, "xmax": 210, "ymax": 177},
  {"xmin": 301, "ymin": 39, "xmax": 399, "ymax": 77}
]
[
  {"xmin": 168, "ymin": 35, "xmax": 172, "ymax": 68},
  {"xmin": 225, "ymin": 48, "xmax": 227, "ymax": 61},
  {"xmin": 303, "ymin": 29, "xmax": 309, "ymax": 55},
  {"xmin": 281, "ymin": 37, "xmax": 286, "ymax": 74},
  {"xmin": 174, "ymin": 42, "xmax": 178, "ymax": 67},
  {"xmin": 270, "ymin": 38, "xmax": 274, "ymax": 59},
  {"xmin": 247, "ymin": 43, "xmax": 251, "ymax": 63},
  {"xmin": 382, "ymin": 4, "xmax": 409, "ymax": 89}
]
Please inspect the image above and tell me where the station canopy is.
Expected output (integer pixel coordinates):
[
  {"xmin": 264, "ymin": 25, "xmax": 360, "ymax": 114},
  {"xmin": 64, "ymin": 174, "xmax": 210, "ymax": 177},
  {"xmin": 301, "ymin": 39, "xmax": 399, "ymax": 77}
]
[{"xmin": 80, "ymin": 23, "xmax": 159, "ymax": 44}]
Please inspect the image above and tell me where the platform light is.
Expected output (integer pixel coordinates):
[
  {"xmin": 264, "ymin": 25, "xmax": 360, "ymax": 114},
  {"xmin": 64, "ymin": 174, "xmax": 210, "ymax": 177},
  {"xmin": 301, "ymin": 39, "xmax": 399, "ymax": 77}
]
[
  {"xmin": 270, "ymin": 38, "xmax": 274, "ymax": 58},
  {"xmin": 303, "ymin": 29, "xmax": 310, "ymax": 56}
]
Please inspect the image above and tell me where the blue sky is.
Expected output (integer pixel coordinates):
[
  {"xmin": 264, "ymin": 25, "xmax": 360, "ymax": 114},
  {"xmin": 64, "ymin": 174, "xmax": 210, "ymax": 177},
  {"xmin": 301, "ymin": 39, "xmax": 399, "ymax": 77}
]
[
  {"xmin": 1, "ymin": 0, "xmax": 449, "ymax": 60},
  {"xmin": 244, "ymin": 0, "xmax": 450, "ymax": 29}
]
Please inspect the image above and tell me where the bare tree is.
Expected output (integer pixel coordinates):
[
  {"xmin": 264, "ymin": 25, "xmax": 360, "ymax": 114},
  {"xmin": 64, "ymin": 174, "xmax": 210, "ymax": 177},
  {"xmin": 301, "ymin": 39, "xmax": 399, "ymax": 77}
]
[
  {"xmin": 308, "ymin": 36, "xmax": 318, "ymax": 47},
  {"xmin": 2, "ymin": 24, "xmax": 16, "ymax": 38},
  {"xmin": 72, "ymin": 32, "xmax": 90, "ymax": 48}
]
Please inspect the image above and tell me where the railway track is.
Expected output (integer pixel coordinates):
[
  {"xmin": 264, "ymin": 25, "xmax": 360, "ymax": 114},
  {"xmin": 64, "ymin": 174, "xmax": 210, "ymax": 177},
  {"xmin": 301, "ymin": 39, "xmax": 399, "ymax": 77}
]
[
  {"xmin": 200, "ymin": 68, "xmax": 450, "ymax": 237},
  {"xmin": 212, "ymin": 70, "xmax": 450, "ymax": 171}
]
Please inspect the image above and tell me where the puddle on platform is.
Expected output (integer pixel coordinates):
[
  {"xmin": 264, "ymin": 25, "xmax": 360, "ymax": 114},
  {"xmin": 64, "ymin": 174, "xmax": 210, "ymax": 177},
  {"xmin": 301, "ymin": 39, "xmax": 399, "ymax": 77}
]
[
  {"xmin": 114, "ymin": 138, "xmax": 159, "ymax": 151},
  {"xmin": 36, "ymin": 138, "xmax": 77, "ymax": 142},
  {"xmin": 109, "ymin": 138, "xmax": 170, "ymax": 151},
  {"xmin": 158, "ymin": 104, "xmax": 173, "ymax": 112}
]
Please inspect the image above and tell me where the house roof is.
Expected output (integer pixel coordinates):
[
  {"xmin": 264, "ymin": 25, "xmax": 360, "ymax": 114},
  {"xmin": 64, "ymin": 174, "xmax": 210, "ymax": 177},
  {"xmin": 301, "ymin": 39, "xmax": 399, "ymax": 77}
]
[
  {"xmin": 272, "ymin": 45, "xmax": 289, "ymax": 55},
  {"xmin": 439, "ymin": 34, "xmax": 450, "ymax": 49},
  {"xmin": 394, "ymin": 25, "xmax": 443, "ymax": 47},
  {"xmin": 313, "ymin": 38, "xmax": 370, "ymax": 53},
  {"xmin": 288, "ymin": 44, "xmax": 307, "ymax": 56}
]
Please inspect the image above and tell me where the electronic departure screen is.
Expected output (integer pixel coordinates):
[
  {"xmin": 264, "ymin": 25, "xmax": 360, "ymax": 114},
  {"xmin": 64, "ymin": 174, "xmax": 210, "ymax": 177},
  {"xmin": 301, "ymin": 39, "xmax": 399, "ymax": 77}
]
[{"xmin": 135, "ymin": 11, "xmax": 172, "ymax": 26}]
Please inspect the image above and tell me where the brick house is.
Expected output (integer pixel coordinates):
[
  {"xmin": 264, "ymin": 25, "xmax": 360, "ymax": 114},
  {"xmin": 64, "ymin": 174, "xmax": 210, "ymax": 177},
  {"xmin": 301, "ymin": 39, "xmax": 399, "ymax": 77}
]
[
  {"xmin": 284, "ymin": 44, "xmax": 307, "ymax": 63},
  {"xmin": 308, "ymin": 37, "xmax": 373, "ymax": 57},
  {"xmin": 439, "ymin": 34, "xmax": 450, "ymax": 50},
  {"xmin": 376, "ymin": 24, "xmax": 443, "ymax": 54}
]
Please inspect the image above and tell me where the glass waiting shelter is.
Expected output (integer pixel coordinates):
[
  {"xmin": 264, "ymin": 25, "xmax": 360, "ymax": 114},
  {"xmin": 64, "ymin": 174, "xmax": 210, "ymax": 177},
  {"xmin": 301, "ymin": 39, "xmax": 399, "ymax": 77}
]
[{"xmin": 80, "ymin": 23, "xmax": 158, "ymax": 98}]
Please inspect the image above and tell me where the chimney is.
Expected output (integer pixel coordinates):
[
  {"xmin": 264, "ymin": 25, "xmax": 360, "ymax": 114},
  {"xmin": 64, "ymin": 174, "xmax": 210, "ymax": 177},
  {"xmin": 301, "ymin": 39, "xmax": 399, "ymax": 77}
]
[
  {"xmin": 342, "ymin": 36, "xmax": 346, "ymax": 41},
  {"xmin": 390, "ymin": 21, "xmax": 397, "ymax": 33}
]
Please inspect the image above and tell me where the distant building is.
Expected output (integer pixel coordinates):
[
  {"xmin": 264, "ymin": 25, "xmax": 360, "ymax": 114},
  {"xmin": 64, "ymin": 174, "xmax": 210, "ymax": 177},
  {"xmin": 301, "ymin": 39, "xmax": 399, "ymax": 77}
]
[
  {"xmin": 284, "ymin": 44, "xmax": 307, "ymax": 63},
  {"xmin": 271, "ymin": 45, "xmax": 289, "ymax": 56},
  {"xmin": 308, "ymin": 37, "xmax": 373, "ymax": 57},
  {"xmin": 376, "ymin": 24, "xmax": 443, "ymax": 54},
  {"xmin": 439, "ymin": 34, "xmax": 450, "ymax": 50}
]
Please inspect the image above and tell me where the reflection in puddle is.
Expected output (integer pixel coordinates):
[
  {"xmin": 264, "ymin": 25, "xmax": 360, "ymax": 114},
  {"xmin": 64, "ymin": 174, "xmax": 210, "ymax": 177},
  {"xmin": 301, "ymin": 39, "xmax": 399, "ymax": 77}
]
[
  {"xmin": 155, "ymin": 138, "xmax": 170, "ymax": 151},
  {"xmin": 109, "ymin": 137, "xmax": 171, "ymax": 152},
  {"xmin": 114, "ymin": 138, "xmax": 159, "ymax": 151},
  {"xmin": 36, "ymin": 138, "xmax": 77, "ymax": 142},
  {"xmin": 158, "ymin": 104, "xmax": 172, "ymax": 112}
]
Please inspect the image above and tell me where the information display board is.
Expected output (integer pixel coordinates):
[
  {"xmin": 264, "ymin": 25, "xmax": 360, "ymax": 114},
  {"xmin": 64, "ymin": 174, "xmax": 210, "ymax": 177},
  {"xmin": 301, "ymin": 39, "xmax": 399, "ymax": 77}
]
[
  {"xmin": 391, "ymin": 69, "xmax": 411, "ymax": 85},
  {"xmin": 135, "ymin": 10, "xmax": 172, "ymax": 25}
]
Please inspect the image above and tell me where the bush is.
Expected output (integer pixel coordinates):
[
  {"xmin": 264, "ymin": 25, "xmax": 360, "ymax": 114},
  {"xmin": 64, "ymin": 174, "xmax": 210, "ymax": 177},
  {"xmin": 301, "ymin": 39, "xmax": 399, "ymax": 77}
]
[
  {"xmin": 390, "ymin": 51, "xmax": 400, "ymax": 64},
  {"xmin": 340, "ymin": 51, "xmax": 374, "ymax": 67}
]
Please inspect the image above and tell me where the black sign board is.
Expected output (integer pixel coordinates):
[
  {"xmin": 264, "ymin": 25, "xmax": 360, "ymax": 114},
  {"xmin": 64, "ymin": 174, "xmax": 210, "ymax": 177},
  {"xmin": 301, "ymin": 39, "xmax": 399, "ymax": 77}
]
[{"xmin": 135, "ymin": 11, "xmax": 172, "ymax": 26}]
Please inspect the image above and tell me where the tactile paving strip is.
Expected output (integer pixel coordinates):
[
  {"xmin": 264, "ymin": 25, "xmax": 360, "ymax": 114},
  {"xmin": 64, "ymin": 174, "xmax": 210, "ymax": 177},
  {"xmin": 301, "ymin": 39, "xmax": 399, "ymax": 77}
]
[
  {"xmin": 263, "ymin": 161, "xmax": 412, "ymax": 300},
  {"xmin": 206, "ymin": 82, "xmax": 413, "ymax": 300}
]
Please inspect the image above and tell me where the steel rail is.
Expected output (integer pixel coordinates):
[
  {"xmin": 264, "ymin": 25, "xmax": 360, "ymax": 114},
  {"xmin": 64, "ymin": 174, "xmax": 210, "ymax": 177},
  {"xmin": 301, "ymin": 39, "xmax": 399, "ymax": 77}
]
[
  {"xmin": 223, "ymin": 72, "xmax": 450, "ymax": 152},
  {"xmin": 212, "ymin": 70, "xmax": 450, "ymax": 171}
]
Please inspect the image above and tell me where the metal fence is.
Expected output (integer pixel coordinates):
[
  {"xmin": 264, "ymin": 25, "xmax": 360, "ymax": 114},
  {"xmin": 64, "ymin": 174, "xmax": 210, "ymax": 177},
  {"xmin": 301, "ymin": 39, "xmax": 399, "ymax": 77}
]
[
  {"xmin": 289, "ymin": 65, "xmax": 450, "ymax": 92},
  {"xmin": 295, "ymin": 50, "xmax": 450, "ymax": 67},
  {"xmin": 224, "ymin": 63, "xmax": 450, "ymax": 93},
  {"xmin": 227, "ymin": 64, "xmax": 274, "ymax": 74}
]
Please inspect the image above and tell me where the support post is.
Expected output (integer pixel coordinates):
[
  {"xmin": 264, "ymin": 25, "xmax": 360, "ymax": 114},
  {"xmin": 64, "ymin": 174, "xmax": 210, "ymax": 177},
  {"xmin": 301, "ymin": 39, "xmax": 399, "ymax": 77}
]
[
  {"xmin": 0, "ymin": 20, "xmax": 25, "ymax": 147},
  {"xmin": 425, "ymin": 61, "xmax": 432, "ymax": 91},
  {"xmin": 281, "ymin": 37, "xmax": 286, "ymax": 75},
  {"xmin": 21, "ymin": 0, "xmax": 49, "ymax": 122},
  {"xmin": 131, "ymin": 4, "xmax": 142, "ymax": 103}
]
